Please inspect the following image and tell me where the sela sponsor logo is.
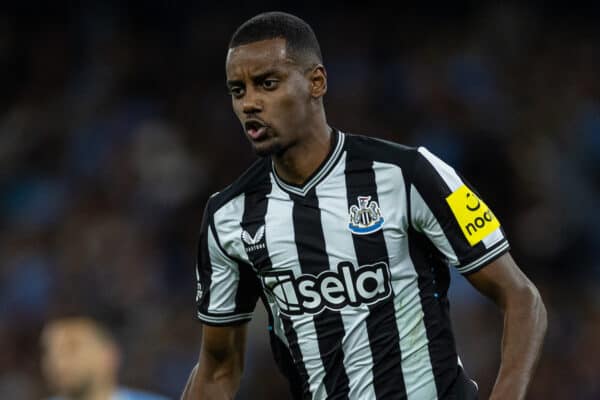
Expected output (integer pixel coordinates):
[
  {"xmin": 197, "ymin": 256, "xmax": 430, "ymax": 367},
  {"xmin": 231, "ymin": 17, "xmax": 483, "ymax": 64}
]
[
  {"xmin": 241, "ymin": 225, "xmax": 266, "ymax": 252},
  {"xmin": 262, "ymin": 261, "xmax": 392, "ymax": 316},
  {"xmin": 445, "ymin": 184, "xmax": 500, "ymax": 246},
  {"xmin": 348, "ymin": 196, "xmax": 385, "ymax": 235}
]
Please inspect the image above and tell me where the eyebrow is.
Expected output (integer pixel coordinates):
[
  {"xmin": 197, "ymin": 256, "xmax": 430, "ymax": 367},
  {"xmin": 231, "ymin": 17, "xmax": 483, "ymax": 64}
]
[{"xmin": 226, "ymin": 69, "xmax": 281, "ymax": 87}]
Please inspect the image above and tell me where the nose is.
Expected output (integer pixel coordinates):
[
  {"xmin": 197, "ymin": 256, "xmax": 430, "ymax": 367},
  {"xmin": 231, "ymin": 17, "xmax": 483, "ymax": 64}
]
[{"xmin": 242, "ymin": 87, "xmax": 263, "ymax": 115}]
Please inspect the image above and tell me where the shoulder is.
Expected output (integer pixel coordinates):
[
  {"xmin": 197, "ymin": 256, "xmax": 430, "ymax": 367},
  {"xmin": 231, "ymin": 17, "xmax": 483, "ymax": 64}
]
[
  {"xmin": 342, "ymin": 132, "xmax": 456, "ymax": 187},
  {"xmin": 342, "ymin": 131, "xmax": 421, "ymax": 173},
  {"xmin": 205, "ymin": 158, "xmax": 271, "ymax": 216},
  {"xmin": 343, "ymin": 132, "xmax": 418, "ymax": 163}
]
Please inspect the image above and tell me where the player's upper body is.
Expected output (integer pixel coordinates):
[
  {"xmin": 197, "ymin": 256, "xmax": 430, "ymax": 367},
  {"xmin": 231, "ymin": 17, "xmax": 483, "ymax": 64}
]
[
  {"xmin": 181, "ymin": 11, "xmax": 546, "ymax": 400},
  {"xmin": 196, "ymin": 129, "xmax": 502, "ymax": 399},
  {"xmin": 41, "ymin": 317, "xmax": 170, "ymax": 400}
]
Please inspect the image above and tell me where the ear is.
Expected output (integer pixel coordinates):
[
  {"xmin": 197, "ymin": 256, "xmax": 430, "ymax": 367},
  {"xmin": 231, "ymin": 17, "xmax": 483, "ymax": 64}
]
[
  {"xmin": 104, "ymin": 341, "xmax": 121, "ymax": 373},
  {"xmin": 309, "ymin": 64, "xmax": 327, "ymax": 98}
]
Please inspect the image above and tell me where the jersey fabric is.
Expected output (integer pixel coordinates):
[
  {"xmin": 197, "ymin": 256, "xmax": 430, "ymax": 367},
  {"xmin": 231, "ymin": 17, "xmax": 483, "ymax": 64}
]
[{"xmin": 195, "ymin": 130, "xmax": 509, "ymax": 400}]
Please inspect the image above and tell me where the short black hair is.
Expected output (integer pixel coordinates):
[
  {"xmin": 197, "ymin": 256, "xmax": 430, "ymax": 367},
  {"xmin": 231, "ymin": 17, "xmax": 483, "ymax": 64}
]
[{"xmin": 229, "ymin": 11, "xmax": 322, "ymax": 65}]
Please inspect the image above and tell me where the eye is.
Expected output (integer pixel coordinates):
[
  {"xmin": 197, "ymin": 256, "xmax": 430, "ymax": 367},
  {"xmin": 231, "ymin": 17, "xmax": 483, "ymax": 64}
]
[
  {"xmin": 262, "ymin": 79, "xmax": 279, "ymax": 90},
  {"xmin": 228, "ymin": 86, "xmax": 245, "ymax": 98}
]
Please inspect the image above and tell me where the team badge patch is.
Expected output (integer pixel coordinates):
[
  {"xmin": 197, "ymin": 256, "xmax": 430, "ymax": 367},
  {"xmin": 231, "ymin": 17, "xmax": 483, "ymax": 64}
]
[
  {"xmin": 348, "ymin": 196, "xmax": 384, "ymax": 235},
  {"xmin": 445, "ymin": 184, "xmax": 500, "ymax": 246},
  {"xmin": 241, "ymin": 225, "xmax": 266, "ymax": 252}
]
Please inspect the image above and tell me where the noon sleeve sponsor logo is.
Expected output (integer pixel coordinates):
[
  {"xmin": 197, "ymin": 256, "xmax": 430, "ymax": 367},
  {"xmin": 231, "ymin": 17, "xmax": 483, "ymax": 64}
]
[{"xmin": 445, "ymin": 184, "xmax": 500, "ymax": 246}]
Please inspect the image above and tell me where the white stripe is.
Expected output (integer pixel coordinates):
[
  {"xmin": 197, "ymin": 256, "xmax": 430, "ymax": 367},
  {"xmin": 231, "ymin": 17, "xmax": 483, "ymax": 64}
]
[
  {"xmin": 273, "ymin": 131, "xmax": 345, "ymax": 196},
  {"xmin": 316, "ymin": 153, "xmax": 377, "ymax": 400},
  {"xmin": 213, "ymin": 194, "xmax": 247, "ymax": 262},
  {"xmin": 482, "ymin": 226, "xmax": 504, "ymax": 249},
  {"xmin": 417, "ymin": 147, "xmax": 463, "ymax": 191},
  {"xmin": 206, "ymin": 227, "xmax": 239, "ymax": 313},
  {"xmin": 410, "ymin": 185, "xmax": 461, "ymax": 266},
  {"xmin": 266, "ymin": 176, "xmax": 326, "ymax": 399},
  {"xmin": 374, "ymin": 161, "xmax": 439, "ymax": 399},
  {"xmin": 457, "ymin": 241, "xmax": 509, "ymax": 274}
]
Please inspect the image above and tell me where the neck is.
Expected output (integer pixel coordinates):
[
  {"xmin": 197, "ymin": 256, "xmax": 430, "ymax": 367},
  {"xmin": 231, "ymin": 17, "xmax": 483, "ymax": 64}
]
[{"xmin": 272, "ymin": 115, "xmax": 332, "ymax": 186}]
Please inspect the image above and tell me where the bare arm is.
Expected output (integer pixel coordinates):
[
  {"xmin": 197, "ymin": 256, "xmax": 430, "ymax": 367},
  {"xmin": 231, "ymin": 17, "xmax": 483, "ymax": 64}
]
[
  {"xmin": 181, "ymin": 324, "xmax": 248, "ymax": 400},
  {"xmin": 467, "ymin": 253, "xmax": 547, "ymax": 400}
]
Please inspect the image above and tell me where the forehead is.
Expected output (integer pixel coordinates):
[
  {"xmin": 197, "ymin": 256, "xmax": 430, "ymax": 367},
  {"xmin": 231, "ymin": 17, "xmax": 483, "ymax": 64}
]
[
  {"xmin": 226, "ymin": 38, "xmax": 294, "ymax": 77},
  {"xmin": 42, "ymin": 321, "xmax": 97, "ymax": 347}
]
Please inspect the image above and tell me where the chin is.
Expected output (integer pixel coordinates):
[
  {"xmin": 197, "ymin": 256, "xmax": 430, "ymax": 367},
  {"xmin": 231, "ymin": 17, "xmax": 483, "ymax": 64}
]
[{"xmin": 252, "ymin": 141, "xmax": 283, "ymax": 157}]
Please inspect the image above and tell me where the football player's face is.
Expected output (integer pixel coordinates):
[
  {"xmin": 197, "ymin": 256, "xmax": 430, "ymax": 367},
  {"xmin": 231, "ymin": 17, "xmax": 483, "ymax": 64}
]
[
  {"xmin": 40, "ymin": 321, "xmax": 114, "ymax": 396},
  {"xmin": 226, "ymin": 38, "xmax": 313, "ymax": 157}
]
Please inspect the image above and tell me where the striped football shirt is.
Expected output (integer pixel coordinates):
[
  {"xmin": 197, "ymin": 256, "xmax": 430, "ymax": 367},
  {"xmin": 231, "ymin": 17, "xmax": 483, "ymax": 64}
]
[{"xmin": 195, "ymin": 130, "xmax": 508, "ymax": 399}]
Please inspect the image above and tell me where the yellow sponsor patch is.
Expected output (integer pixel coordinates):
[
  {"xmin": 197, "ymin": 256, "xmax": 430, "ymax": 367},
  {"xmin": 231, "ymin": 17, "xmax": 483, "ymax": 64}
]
[{"xmin": 445, "ymin": 184, "xmax": 500, "ymax": 246}]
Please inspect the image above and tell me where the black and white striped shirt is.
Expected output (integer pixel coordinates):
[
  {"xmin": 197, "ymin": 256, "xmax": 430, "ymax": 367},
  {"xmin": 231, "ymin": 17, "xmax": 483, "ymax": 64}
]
[{"xmin": 195, "ymin": 131, "xmax": 509, "ymax": 399}]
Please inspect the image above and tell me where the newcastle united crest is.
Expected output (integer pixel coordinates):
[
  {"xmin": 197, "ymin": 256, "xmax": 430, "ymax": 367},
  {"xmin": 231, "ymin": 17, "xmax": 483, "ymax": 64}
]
[{"xmin": 348, "ymin": 196, "xmax": 384, "ymax": 235}]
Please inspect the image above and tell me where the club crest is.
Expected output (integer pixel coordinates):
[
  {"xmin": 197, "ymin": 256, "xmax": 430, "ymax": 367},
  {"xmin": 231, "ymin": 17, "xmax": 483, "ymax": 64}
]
[{"xmin": 348, "ymin": 196, "xmax": 384, "ymax": 235}]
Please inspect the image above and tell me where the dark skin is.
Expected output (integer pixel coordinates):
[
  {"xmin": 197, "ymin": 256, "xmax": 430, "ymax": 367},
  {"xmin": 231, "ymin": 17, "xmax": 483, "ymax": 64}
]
[
  {"xmin": 225, "ymin": 38, "xmax": 330, "ymax": 184},
  {"xmin": 181, "ymin": 38, "xmax": 547, "ymax": 400},
  {"xmin": 467, "ymin": 254, "xmax": 547, "ymax": 400}
]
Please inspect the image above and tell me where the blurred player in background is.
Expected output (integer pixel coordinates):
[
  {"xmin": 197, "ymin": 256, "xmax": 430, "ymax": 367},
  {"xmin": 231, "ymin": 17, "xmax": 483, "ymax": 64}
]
[
  {"xmin": 182, "ymin": 11, "xmax": 547, "ymax": 400},
  {"xmin": 41, "ymin": 316, "xmax": 170, "ymax": 400}
]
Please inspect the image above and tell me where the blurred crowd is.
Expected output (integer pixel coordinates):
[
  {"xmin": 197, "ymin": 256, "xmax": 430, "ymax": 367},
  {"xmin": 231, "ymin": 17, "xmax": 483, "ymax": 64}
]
[{"xmin": 1, "ymin": 2, "xmax": 599, "ymax": 399}]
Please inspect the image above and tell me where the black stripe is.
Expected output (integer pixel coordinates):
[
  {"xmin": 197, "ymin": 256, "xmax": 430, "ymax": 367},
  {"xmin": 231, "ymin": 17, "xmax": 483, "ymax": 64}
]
[
  {"xmin": 233, "ymin": 259, "xmax": 262, "ymax": 314},
  {"xmin": 291, "ymin": 189, "xmax": 350, "ymax": 399},
  {"xmin": 281, "ymin": 315, "xmax": 310, "ymax": 400},
  {"xmin": 402, "ymin": 153, "xmax": 460, "ymax": 397},
  {"xmin": 236, "ymin": 185, "xmax": 267, "ymax": 314},
  {"xmin": 344, "ymin": 157, "xmax": 407, "ymax": 400},
  {"xmin": 241, "ymin": 181, "xmax": 310, "ymax": 398},
  {"xmin": 241, "ymin": 183, "xmax": 272, "ymax": 272},
  {"xmin": 406, "ymin": 226, "xmax": 459, "ymax": 398}
]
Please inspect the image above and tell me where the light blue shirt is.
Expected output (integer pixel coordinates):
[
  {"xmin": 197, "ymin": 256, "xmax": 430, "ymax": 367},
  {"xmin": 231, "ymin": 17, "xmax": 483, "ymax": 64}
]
[{"xmin": 48, "ymin": 387, "xmax": 171, "ymax": 400}]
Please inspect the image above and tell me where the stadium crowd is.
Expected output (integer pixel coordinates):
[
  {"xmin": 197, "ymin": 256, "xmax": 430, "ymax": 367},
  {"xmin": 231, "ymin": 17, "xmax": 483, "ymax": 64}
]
[{"xmin": 0, "ymin": 3, "xmax": 599, "ymax": 399}]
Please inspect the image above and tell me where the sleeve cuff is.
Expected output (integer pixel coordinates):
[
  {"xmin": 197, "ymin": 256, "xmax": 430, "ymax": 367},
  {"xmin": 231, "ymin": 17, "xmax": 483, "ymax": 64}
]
[
  {"xmin": 456, "ymin": 240, "xmax": 510, "ymax": 275},
  {"xmin": 196, "ymin": 311, "xmax": 253, "ymax": 326}
]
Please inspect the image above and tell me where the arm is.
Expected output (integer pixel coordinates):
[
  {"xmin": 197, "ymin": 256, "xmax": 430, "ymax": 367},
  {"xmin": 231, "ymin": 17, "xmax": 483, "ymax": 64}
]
[
  {"xmin": 181, "ymin": 324, "xmax": 248, "ymax": 400},
  {"xmin": 466, "ymin": 253, "xmax": 547, "ymax": 400}
]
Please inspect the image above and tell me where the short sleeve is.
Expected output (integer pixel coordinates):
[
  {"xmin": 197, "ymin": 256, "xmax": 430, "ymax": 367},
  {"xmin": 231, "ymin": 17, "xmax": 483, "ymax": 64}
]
[
  {"xmin": 196, "ymin": 197, "xmax": 261, "ymax": 325},
  {"xmin": 409, "ymin": 147, "xmax": 510, "ymax": 275}
]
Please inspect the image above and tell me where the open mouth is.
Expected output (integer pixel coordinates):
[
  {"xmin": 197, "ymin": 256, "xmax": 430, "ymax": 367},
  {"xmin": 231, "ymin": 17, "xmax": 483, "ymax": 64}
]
[{"xmin": 244, "ymin": 120, "xmax": 268, "ymax": 140}]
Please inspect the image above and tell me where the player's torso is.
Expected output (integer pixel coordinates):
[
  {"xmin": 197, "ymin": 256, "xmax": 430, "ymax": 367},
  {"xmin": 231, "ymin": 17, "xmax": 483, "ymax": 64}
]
[
  {"xmin": 214, "ymin": 147, "xmax": 442, "ymax": 399},
  {"xmin": 253, "ymin": 157, "xmax": 414, "ymax": 317},
  {"xmin": 217, "ymin": 150, "xmax": 417, "ymax": 315}
]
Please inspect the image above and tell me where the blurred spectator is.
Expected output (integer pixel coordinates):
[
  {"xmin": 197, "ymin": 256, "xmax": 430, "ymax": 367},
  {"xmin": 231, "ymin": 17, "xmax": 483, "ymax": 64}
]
[{"xmin": 40, "ymin": 316, "xmax": 170, "ymax": 400}]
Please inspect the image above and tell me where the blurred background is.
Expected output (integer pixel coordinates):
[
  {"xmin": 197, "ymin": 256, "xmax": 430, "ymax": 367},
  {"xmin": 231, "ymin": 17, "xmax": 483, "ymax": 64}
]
[{"xmin": 1, "ymin": 1, "xmax": 599, "ymax": 399}]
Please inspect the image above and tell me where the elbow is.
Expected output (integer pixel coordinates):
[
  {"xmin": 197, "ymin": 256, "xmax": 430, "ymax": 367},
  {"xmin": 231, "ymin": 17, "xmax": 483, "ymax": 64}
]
[
  {"xmin": 203, "ymin": 347, "xmax": 245, "ymax": 382},
  {"xmin": 514, "ymin": 281, "xmax": 548, "ymax": 336}
]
